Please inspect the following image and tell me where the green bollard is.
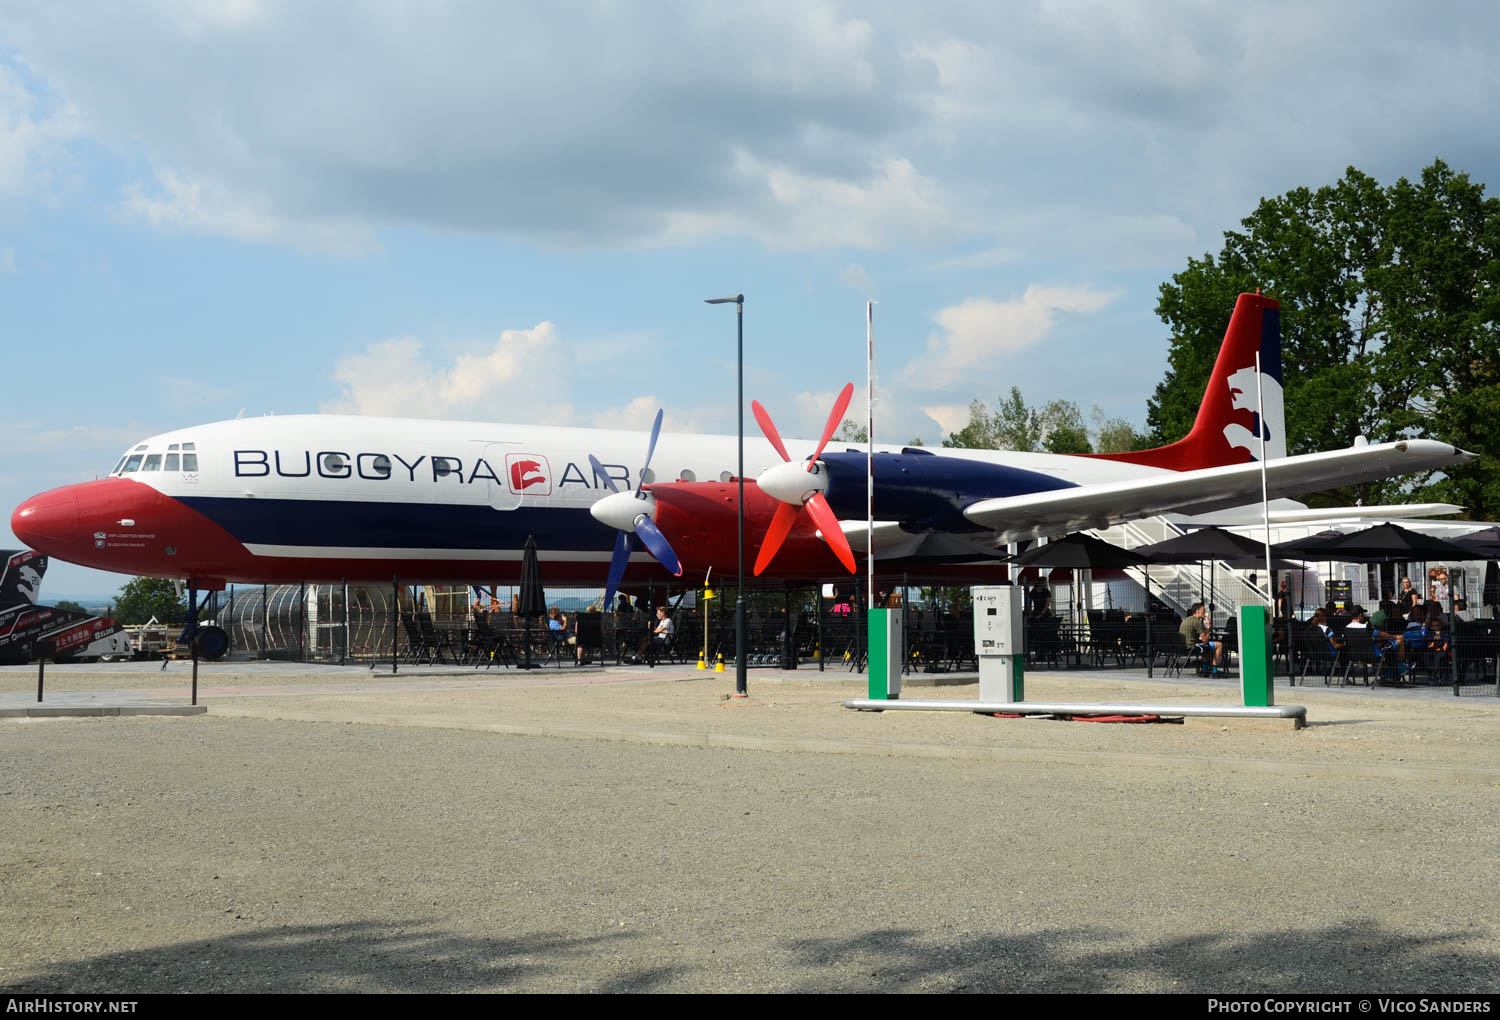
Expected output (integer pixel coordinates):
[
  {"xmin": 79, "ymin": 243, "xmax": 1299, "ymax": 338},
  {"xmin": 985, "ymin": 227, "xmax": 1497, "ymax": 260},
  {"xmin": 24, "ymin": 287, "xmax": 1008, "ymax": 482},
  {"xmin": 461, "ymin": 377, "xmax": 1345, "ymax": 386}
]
[{"xmin": 1239, "ymin": 604, "xmax": 1274, "ymax": 707}]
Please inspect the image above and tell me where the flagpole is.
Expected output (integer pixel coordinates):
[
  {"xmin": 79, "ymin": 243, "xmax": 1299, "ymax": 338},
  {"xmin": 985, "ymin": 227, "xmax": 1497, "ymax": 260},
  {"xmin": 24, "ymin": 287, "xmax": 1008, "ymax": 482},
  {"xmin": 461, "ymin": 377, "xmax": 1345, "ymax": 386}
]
[
  {"xmin": 1257, "ymin": 351, "xmax": 1272, "ymax": 607},
  {"xmin": 866, "ymin": 301, "xmax": 875, "ymax": 614}
]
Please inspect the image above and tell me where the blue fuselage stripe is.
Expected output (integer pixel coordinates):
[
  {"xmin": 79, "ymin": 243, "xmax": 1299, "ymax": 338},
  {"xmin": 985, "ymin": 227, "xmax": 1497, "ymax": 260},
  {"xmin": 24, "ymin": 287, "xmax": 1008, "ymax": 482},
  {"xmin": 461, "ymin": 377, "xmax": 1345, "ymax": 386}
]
[{"xmin": 177, "ymin": 496, "xmax": 613, "ymax": 551}]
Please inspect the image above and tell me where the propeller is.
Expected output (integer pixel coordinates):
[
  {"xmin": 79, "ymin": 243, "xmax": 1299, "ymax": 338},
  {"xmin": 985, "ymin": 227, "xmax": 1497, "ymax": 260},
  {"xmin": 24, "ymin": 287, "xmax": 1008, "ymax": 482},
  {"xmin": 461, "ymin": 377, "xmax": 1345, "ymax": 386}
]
[
  {"xmin": 750, "ymin": 383, "xmax": 858, "ymax": 575},
  {"xmin": 587, "ymin": 408, "xmax": 683, "ymax": 609}
]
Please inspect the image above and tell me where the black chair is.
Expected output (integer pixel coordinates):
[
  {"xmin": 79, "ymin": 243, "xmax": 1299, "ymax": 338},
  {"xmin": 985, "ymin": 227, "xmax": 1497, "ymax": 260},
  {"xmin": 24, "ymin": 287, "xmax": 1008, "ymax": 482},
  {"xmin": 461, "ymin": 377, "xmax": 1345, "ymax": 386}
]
[
  {"xmin": 1293, "ymin": 626, "xmax": 1343, "ymax": 685},
  {"xmin": 1340, "ymin": 628, "xmax": 1383, "ymax": 686},
  {"xmin": 575, "ymin": 613, "xmax": 606, "ymax": 665}
]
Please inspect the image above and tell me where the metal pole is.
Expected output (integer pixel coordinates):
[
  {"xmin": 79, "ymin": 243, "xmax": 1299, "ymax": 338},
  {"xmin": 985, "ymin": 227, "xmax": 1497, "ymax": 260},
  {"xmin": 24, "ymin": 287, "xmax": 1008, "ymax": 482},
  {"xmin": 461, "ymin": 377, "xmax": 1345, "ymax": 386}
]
[
  {"xmin": 1146, "ymin": 571, "xmax": 1153, "ymax": 678},
  {"xmin": 783, "ymin": 586, "xmax": 792, "ymax": 669},
  {"xmin": 261, "ymin": 583, "xmax": 268, "ymax": 657},
  {"xmin": 392, "ymin": 574, "xmax": 399, "ymax": 674},
  {"xmin": 817, "ymin": 584, "xmax": 824, "ymax": 673},
  {"xmin": 341, "ymin": 579, "xmax": 349, "ymax": 666},
  {"xmin": 188, "ymin": 579, "xmax": 198, "ymax": 706},
  {"xmin": 735, "ymin": 296, "xmax": 747, "ymax": 697},
  {"xmin": 36, "ymin": 648, "xmax": 44, "ymax": 703}
]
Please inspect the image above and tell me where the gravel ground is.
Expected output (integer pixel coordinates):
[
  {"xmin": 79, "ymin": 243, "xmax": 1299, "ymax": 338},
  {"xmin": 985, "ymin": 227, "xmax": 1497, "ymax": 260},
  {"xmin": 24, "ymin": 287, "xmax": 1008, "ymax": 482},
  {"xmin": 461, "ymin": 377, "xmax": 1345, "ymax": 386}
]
[{"xmin": 1, "ymin": 666, "xmax": 1497, "ymax": 993}]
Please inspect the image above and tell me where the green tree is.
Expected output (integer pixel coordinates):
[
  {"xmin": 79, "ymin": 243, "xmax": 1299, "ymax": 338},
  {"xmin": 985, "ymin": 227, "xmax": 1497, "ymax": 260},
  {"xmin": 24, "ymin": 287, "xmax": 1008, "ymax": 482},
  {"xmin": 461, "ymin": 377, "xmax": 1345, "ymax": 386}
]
[
  {"xmin": 50, "ymin": 600, "xmax": 89, "ymax": 615},
  {"xmin": 1093, "ymin": 410, "xmax": 1151, "ymax": 453},
  {"xmin": 1149, "ymin": 159, "xmax": 1500, "ymax": 516},
  {"xmin": 1038, "ymin": 399, "xmax": 1092, "ymax": 454},
  {"xmin": 111, "ymin": 578, "xmax": 186, "ymax": 625}
]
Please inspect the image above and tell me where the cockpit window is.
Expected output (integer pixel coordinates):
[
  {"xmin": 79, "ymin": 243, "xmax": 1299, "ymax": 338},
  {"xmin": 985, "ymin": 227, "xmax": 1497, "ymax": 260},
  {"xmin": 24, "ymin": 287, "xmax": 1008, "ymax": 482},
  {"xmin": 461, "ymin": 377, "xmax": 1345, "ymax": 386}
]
[
  {"xmin": 164, "ymin": 453, "xmax": 180, "ymax": 471},
  {"xmin": 182, "ymin": 442, "xmax": 195, "ymax": 451},
  {"xmin": 134, "ymin": 445, "xmax": 148, "ymax": 452},
  {"xmin": 122, "ymin": 455, "xmax": 143, "ymax": 473},
  {"xmin": 111, "ymin": 456, "xmax": 126, "ymax": 475},
  {"xmin": 182, "ymin": 453, "xmax": 198, "ymax": 471},
  {"xmin": 168, "ymin": 444, "xmax": 179, "ymax": 451},
  {"xmin": 142, "ymin": 454, "xmax": 162, "ymax": 472}
]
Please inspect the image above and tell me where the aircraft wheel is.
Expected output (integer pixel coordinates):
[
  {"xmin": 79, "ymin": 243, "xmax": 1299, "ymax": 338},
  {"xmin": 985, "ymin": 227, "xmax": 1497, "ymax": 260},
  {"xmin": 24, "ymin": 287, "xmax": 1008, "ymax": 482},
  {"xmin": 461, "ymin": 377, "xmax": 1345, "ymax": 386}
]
[{"xmin": 194, "ymin": 626, "xmax": 231, "ymax": 661}]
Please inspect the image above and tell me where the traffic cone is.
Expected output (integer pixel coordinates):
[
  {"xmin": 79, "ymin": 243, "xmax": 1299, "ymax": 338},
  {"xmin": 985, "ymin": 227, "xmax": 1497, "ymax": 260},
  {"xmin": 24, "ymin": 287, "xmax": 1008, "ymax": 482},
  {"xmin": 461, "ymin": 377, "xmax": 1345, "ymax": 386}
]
[
  {"xmin": 714, "ymin": 652, "xmax": 725, "ymax": 673},
  {"xmin": 696, "ymin": 650, "xmax": 707, "ymax": 670}
]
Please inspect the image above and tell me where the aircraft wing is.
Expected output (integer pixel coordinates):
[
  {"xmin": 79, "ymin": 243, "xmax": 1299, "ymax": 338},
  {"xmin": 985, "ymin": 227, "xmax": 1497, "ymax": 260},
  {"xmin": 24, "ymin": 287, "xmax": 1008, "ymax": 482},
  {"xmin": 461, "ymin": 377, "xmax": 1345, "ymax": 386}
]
[{"xmin": 962, "ymin": 439, "xmax": 1472, "ymax": 544}]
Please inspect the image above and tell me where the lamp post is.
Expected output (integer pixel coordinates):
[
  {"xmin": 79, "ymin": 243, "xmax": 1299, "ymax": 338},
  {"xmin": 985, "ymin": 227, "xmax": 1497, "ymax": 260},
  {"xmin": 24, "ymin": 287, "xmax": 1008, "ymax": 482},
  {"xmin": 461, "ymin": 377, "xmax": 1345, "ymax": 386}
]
[{"xmin": 705, "ymin": 293, "xmax": 748, "ymax": 698}]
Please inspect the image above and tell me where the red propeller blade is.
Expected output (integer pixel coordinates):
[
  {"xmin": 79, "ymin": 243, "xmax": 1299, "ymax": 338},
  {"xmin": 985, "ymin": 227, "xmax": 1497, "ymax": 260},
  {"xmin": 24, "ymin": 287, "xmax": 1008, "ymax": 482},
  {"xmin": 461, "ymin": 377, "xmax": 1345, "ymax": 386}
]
[
  {"xmin": 810, "ymin": 383, "xmax": 855, "ymax": 465},
  {"xmin": 753, "ymin": 502, "xmax": 800, "ymax": 576},
  {"xmin": 804, "ymin": 493, "xmax": 857, "ymax": 574},
  {"xmin": 751, "ymin": 400, "xmax": 791, "ymax": 463}
]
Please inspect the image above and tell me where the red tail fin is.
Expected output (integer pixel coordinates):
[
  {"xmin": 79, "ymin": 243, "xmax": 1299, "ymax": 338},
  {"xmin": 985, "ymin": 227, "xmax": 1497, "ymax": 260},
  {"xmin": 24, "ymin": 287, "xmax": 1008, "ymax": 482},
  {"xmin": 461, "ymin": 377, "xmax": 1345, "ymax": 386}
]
[{"xmin": 1086, "ymin": 292, "xmax": 1284, "ymax": 470}]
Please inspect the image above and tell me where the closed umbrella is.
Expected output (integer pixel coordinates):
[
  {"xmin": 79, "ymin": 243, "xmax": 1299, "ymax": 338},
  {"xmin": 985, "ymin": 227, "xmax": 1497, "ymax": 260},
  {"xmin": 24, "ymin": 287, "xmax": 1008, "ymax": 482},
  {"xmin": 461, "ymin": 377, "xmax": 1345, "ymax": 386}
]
[{"xmin": 517, "ymin": 535, "xmax": 547, "ymax": 669}]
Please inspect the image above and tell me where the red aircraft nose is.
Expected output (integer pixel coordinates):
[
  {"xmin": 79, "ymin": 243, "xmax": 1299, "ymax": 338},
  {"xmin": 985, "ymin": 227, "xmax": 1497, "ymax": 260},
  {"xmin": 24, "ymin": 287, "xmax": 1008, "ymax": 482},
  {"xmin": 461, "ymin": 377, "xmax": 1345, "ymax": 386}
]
[{"xmin": 11, "ymin": 490, "xmax": 78, "ymax": 551}]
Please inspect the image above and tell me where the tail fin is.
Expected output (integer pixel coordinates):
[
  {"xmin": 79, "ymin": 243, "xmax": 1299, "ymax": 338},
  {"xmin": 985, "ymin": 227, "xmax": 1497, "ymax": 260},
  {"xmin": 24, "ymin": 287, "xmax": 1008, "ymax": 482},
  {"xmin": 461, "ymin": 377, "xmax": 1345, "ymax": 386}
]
[
  {"xmin": 1086, "ymin": 291, "xmax": 1284, "ymax": 470},
  {"xmin": 0, "ymin": 549, "xmax": 48, "ymax": 608}
]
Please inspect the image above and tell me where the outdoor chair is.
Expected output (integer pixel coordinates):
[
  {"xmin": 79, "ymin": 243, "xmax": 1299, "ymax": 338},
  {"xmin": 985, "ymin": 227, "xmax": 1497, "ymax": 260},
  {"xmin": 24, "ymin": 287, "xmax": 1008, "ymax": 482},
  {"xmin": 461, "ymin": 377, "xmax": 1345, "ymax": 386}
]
[
  {"xmin": 575, "ymin": 613, "xmax": 606, "ymax": 665},
  {"xmin": 1293, "ymin": 627, "xmax": 1343, "ymax": 686},
  {"xmin": 1339, "ymin": 628, "xmax": 1383, "ymax": 686}
]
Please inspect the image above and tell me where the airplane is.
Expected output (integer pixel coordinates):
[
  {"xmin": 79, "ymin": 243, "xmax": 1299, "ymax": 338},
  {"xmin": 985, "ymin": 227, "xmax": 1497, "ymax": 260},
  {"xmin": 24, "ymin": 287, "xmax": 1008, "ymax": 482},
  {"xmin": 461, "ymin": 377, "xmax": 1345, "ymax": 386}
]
[{"xmin": 9, "ymin": 292, "xmax": 1473, "ymax": 614}]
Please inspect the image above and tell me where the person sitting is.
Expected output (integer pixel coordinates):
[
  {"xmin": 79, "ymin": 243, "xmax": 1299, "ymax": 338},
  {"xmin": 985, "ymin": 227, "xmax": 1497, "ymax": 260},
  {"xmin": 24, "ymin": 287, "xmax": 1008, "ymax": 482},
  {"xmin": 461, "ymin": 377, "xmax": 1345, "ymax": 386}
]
[
  {"xmin": 1310, "ymin": 607, "xmax": 1345, "ymax": 655},
  {"xmin": 546, "ymin": 606, "xmax": 577, "ymax": 662},
  {"xmin": 1454, "ymin": 598, "xmax": 1474, "ymax": 623},
  {"xmin": 635, "ymin": 606, "xmax": 675, "ymax": 663},
  {"xmin": 1345, "ymin": 604, "xmax": 1406, "ymax": 671},
  {"xmin": 1178, "ymin": 602, "xmax": 1223, "ymax": 673},
  {"xmin": 1424, "ymin": 618, "xmax": 1452, "ymax": 673}
]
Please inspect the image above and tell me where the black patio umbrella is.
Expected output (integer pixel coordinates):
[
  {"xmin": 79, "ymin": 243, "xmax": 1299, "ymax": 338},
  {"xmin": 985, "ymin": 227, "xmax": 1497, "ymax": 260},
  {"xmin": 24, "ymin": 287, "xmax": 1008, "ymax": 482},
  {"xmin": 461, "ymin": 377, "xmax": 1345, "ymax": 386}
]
[
  {"xmin": 1133, "ymin": 526, "xmax": 1278, "ymax": 565},
  {"xmin": 888, "ymin": 532, "xmax": 1011, "ymax": 565},
  {"xmin": 1454, "ymin": 526, "xmax": 1500, "ymax": 559},
  {"xmin": 1484, "ymin": 560, "xmax": 1500, "ymax": 611},
  {"xmin": 1007, "ymin": 532, "xmax": 1151, "ymax": 570},
  {"xmin": 1009, "ymin": 534, "xmax": 1155, "ymax": 672},
  {"xmin": 517, "ymin": 535, "xmax": 548, "ymax": 669},
  {"xmin": 1273, "ymin": 523, "xmax": 1474, "ymax": 564}
]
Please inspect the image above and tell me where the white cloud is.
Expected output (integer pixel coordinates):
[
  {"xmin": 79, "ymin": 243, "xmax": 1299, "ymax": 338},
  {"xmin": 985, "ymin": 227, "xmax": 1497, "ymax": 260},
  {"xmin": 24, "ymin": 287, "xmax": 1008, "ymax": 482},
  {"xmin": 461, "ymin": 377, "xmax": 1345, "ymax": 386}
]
[
  {"xmin": 902, "ymin": 285, "xmax": 1123, "ymax": 391},
  {"xmin": 324, "ymin": 322, "xmax": 576, "ymax": 421},
  {"xmin": 121, "ymin": 168, "xmax": 377, "ymax": 255},
  {"xmin": 0, "ymin": 59, "xmax": 79, "ymax": 202},
  {"xmin": 918, "ymin": 403, "xmax": 974, "ymax": 437},
  {"xmin": 589, "ymin": 396, "xmax": 701, "ymax": 434},
  {"xmin": 840, "ymin": 263, "xmax": 878, "ymax": 296},
  {"xmin": 5, "ymin": 1, "xmax": 1500, "ymax": 266}
]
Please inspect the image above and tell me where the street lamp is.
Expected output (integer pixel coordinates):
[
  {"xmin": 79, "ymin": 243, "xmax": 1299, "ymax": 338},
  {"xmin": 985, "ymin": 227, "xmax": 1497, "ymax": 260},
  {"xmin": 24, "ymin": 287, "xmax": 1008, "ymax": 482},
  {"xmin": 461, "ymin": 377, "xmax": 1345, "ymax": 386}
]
[{"xmin": 705, "ymin": 293, "xmax": 748, "ymax": 698}]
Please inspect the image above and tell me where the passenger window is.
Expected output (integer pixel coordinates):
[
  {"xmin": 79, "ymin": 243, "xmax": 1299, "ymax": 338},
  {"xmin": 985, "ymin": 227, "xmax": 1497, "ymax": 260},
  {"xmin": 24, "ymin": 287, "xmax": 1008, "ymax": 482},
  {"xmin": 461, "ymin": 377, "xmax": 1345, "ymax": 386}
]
[
  {"xmin": 123, "ymin": 455, "xmax": 143, "ymax": 473},
  {"xmin": 164, "ymin": 454, "xmax": 180, "ymax": 471},
  {"xmin": 142, "ymin": 454, "xmax": 162, "ymax": 472},
  {"xmin": 182, "ymin": 453, "xmax": 199, "ymax": 472}
]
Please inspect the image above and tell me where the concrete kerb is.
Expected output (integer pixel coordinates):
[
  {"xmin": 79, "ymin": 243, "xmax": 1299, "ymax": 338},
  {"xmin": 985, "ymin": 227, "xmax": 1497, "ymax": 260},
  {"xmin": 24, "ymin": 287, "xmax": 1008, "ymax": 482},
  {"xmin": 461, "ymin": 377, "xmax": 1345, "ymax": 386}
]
[
  {"xmin": 843, "ymin": 698, "xmax": 1307, "ymax": 730},
  {"xmin": 0, "ymin": 705, "xmax": 208, "ymax": 718}
]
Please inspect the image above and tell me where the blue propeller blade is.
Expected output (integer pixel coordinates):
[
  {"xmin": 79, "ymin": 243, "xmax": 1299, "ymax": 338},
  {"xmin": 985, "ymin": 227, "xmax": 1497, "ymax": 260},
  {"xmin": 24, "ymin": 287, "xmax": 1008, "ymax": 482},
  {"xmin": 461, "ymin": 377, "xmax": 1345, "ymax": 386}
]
[
  {"xmin": 589, "ymin": 453, "xmax": 621, "ymax": 493},
  {"xmin": 637, "ymin": 408, "xmax": 664, "ymax": 495},
  {"xmin": 634, "ymin": 516, "xmax": 683, "ymax": 576},
  {"xmin": 603, "ymin": 530, "xmax": 634, "ymax": 610}
]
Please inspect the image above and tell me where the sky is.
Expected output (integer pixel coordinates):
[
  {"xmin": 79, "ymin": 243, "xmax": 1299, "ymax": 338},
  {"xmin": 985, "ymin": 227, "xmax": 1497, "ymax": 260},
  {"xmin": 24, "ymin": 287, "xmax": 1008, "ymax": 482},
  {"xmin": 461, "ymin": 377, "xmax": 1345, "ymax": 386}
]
[{"xmin": 3, "ymin": 0, "xmax": 1499, "ymax": 600}]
